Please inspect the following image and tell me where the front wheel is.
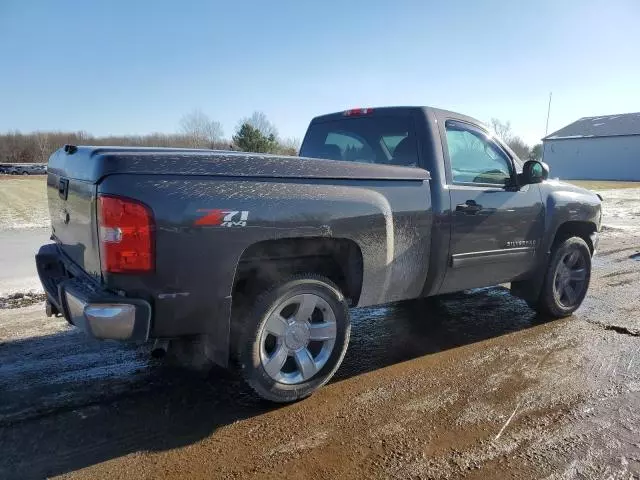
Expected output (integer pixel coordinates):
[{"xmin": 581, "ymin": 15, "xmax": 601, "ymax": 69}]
[
  {"xmin": 235, "ymin": 274, "xmax": 351, "ymax": 402},
  {"xmin": 535, "ymin": 236, "xmax": 592, "ymax": 318}
]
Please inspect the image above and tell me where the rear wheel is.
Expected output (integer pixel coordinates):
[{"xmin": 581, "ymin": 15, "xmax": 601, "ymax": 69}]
[
  {"xmin": 235, "ymin": 274, "xmax": 351, "ymax": 402},
  {"xmin": 535, "ymin": 236, "xmax": 591, "ymax": 318}
]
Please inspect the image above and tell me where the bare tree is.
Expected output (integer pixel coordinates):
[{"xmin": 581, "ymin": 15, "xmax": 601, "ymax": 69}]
[
  {"xmin": 0, "ymin": 131, "xmax": 27, "ymax": 163},
  {"xmin": 35, "ymin": 131, "xmax": 50, "ymax": 163},
  {"xmin": 506, "ymin": 137, "xmax": 531, "ymax": 160},
  {"xmin": 488, "ymin": 118, "xmax": 533, "ymax": 159},
  {"xmin": 242, "ymin": 111, "xmax": 278, "ymax": 139},
  {"xmin": 179, "ymin": 110, "xmax": 223, "ymax": 148},
  {"xmin": 488, "ymin": 118, "xmax": 513, "ymax": 143},
  {"xmin": 277, "ymin": 137, "xmax": 300, "ymax": 155}
]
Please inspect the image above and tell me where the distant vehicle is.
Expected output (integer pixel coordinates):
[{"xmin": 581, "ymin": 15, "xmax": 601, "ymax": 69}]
[
  {"xmin": 1, "ymin": 163, "xmax": 46, "ymax": 175},
  {"xmin": 36, "ymin": 107, "xmax": 602, "ymax": 402}
]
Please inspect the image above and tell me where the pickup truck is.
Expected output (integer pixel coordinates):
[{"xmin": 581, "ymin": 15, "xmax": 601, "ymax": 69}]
[{"xmin": 36, "ymin": 106, "xmax": 602, "ymax": 402}]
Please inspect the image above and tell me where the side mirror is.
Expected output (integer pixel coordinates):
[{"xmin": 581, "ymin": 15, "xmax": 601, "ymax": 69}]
[{"xmin": 520, "ymin": 160, "xmax": 549, "ymax": 185}]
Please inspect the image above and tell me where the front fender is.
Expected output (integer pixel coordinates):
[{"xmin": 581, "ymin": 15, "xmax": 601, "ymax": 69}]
[
  {"xmin": 540, "ymin": 180, "xmax": 601, "ymax": 254},
  {"xmin": 513, "ymin": 180, "xmax": 601, "ymax": 305}
]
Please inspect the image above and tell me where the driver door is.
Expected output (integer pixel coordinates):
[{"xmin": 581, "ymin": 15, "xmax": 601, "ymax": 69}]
[{"xmin": 439, "ymin": 120, "xmax": 544, "ymax": 293}]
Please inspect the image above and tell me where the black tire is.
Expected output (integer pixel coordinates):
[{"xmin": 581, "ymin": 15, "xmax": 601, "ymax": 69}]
[
  {"xmin": 535, "ymin": 236, "xmax": 592, "ymax": 318},
  {"xmin": 235, "ymin": 274, "xmax": 351, "ymax": 403}
]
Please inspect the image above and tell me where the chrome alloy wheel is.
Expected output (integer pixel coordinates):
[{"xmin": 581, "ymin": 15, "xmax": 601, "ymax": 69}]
[
  {"xmin": 259, "ymin": 293, "xmax": 337, "ymax": 384},
  {"xmin": 553, "ymin": 249, "xmax": 588, "ymax": 308}
]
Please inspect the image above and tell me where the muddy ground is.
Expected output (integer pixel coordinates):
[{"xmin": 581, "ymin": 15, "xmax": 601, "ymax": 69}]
[{"xmin": 1, "ymin": 190, "xmax": 639, "ymax": 479}]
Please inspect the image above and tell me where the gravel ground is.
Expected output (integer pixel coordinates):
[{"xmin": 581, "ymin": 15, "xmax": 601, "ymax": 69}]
[{"xmin": 0, "ymin": 186, "xmax": 638, "ymax": 479}]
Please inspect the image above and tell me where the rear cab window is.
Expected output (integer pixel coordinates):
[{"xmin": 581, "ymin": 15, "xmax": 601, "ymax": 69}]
[{"xmin": 300, "ymin": 115, "xmax": 420, "ymax": 167}]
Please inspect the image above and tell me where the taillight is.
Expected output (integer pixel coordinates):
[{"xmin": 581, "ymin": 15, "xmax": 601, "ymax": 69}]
[
  {"xmin": 343, "ymin": 108, "xmax": 374, "ymax": 116},
  {"xmin": 98, "ymin": 195, "xmax": 154, "ymax": 273}
]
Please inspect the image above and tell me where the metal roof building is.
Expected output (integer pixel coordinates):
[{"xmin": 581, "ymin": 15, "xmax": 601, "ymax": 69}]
[{"xmin": 542, "ymin": 112, "xmax": 640, "ymax": 181}]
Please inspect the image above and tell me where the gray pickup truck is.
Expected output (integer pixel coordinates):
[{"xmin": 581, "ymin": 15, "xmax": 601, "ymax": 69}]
[{"xmin": 36, "ymin": 106, "xmax": 602, "ymax": 402}]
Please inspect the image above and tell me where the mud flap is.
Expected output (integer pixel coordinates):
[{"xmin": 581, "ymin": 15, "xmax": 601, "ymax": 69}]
[{"xmin": 211, "ymin": 296, "xmax": 233, "ymax": 367}]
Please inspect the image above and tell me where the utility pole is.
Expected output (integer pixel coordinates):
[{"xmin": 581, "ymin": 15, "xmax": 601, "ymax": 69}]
[{"xmin": 545, "ymin": 92, "xmax": 553, "ymax": 136}]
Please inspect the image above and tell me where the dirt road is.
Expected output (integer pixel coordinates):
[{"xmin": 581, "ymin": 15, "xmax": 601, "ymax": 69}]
[
  {"xmin": 1, "ymin": 186, "xmax": 639, "ymax": 479},
  {"xmin": 1, "ymin": 228, "xmax": 639, "ymax": 479}
]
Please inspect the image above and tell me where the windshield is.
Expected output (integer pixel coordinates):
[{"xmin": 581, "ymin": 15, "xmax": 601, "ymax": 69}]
[{"xmin": 300, "ymin": 116, "xmax": 419, "ymax": 167}]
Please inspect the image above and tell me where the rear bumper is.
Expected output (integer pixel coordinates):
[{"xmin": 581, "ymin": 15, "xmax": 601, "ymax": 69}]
[
  {"xmin": 590, "ymin": 231, "xmax": 600, "ymax": 255},
  {"xmin": 35, "ymin": 243, "xmax": 151, "ymax": 342}
]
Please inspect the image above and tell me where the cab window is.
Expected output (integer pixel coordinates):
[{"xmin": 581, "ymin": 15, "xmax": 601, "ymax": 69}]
[
  {"xmin": 301, "ymin": 116, "xmax": 419, "ymax": 167},
  {"xmin": 445, "ymin": 121, "xmax": 513, "ymax": 185}
]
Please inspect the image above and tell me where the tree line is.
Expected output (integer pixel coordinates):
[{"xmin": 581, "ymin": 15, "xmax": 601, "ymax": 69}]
[
  {"xmin": 0, "ymin": 111, "xmax": 542, "ymax": 164},
  {"xmin": 0, "ymin": 110, "xmax": 300, "ymax": 164}
]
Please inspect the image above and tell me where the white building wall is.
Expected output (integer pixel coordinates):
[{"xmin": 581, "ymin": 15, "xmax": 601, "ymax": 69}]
[{"xmin": 542, "ymin": 135, "xmax": 640, "ymax": 181}]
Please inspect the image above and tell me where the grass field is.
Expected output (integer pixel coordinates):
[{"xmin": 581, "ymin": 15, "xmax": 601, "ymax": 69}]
[
  {"xmin": 0, "ymin": 176, "xmax": 48, "ymax": 230},
  {"xmin": 567, "ymin": 180, "xmax": 640, "ymax": 190}
]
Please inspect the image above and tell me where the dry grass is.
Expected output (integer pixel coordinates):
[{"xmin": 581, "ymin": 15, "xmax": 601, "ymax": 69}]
[
  {"xmin": 0, "ymin": 176, "xmax": 48, "ymax": 230},
  {"xmin": 567, "ymin": 180, "xmax": 640, "ymax": 190}
]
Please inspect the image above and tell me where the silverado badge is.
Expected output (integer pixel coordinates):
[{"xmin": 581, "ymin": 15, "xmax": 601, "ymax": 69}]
[{"xmin": 505, "ymin": 240, "xmax": 537, "ymax": 248}]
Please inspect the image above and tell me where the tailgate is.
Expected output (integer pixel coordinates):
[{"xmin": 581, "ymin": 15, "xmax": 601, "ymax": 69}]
[{"xmin": 47, "ymin": 149, "xmax": 102, "ymax": 279}]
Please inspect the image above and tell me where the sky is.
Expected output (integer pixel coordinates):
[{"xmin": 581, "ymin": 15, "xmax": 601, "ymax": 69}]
[{"xmin": 1, "ymin": 0, "xmax": 639, "ymax": 146}]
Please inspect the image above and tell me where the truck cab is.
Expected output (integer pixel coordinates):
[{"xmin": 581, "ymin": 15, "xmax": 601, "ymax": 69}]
[{"xmin": 301, "ymin": 107, "xmax": 599, "ymax": 301}]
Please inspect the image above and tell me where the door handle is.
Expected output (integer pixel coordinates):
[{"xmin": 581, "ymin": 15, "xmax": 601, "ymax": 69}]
[{"xmin": 456, "ymin": 200, "xmax": 482, "ymax": 214}]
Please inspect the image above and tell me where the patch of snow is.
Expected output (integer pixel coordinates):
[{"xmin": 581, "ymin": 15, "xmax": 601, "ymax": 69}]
[
  {"xmin": 0, "ymin": 280, "xmax": 43, "ymax": 298},
  {"xmin": 597, "ymin": 188, "xmax": 640, "ymax": 236},
  {"xmin": 0, "ymin": 228, "xmax": 50, "ymax": 297}
]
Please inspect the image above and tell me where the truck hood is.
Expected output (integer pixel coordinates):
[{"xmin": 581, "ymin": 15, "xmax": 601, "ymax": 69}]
[
  {"xmin": 48, "ymin": 147, "xmax": 430, "ymax": 183},
  {"xmin": 542, "ymin": 179, "xmax": 602, "ymax": 201}
]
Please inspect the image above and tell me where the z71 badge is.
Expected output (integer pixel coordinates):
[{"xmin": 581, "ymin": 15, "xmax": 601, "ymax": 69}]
[{"xmin": 195, "ymin": 209, "xmax": 249, "ymax": 227}]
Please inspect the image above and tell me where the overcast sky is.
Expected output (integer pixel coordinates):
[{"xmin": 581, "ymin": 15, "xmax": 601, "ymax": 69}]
[{"xmin": 1, "ymin": 0, "xmax": 639, "ymax": 145}]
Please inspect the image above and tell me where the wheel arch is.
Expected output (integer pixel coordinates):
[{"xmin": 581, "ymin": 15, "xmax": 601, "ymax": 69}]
[
  {"xmin": 550, "ymin": 220, "xmax": 598, "ymax": 254},
  {"xmin": 512, "ymin": 219, "xmax": 598, "ymax": 305},
  {"xmin": 231, "ymin": 236, "xmax": 364, "ymax": 308}
]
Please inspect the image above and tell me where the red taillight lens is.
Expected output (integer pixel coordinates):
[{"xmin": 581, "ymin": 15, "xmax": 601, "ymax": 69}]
[{"xmin": 98, "ymin": 195, "xmax": 154, "ymax": 273}]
